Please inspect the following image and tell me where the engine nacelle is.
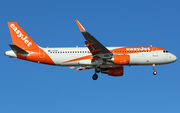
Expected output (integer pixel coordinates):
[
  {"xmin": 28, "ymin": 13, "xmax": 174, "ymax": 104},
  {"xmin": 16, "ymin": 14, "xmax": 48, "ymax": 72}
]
[
  {"xmin": 101, "ymin": 67, "xmax": 124, "ymax": 76},
  {"xmin": 112, "ymin": 55, "xmax": 129, "ymax": 65}
]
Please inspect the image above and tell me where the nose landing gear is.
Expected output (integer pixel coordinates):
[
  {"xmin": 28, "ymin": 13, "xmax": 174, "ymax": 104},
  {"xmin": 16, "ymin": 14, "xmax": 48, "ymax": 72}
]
[
  {"xmin": 152, "ymin": 64, "xmax": 157, "ymax": 75},
  {"xmin": 153, "ymin": 71, "xmax": 157, "ymax": 75}
]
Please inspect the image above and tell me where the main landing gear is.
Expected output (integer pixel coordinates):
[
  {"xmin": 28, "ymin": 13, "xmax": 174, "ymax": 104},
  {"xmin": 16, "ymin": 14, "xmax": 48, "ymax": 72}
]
[
  {"xmin": 152, "ymin": 64, "xmax": 157, "ymax": 75},
  {"xmin": 92, "ymin": 67, "xmax": 101, "ymax": 80},
  {"xmin": 92, "ymin": 74, "xmax": 98, "ymax": 80}
]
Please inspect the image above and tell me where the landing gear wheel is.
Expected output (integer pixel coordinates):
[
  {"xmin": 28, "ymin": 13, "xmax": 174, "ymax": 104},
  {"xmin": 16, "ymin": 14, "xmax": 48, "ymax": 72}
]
[
  {"xmin": 153, "ymin": 71, "xmax": 157, "ymax": 75},
  {"xmin": 152, "ymin": 64, "xmax": 157, "ymax": 75},
  {"xmin": 92, "ymin": 74, "xmax": 98, "ymax": 80}
]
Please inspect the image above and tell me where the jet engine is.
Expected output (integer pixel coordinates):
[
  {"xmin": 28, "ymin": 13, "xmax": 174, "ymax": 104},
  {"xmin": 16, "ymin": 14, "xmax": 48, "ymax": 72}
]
[
  {"xmin": 112, "ymin": 55, "xmax": 129, "ymax": 65},
  {"xmin": 101, "ymin": 67, "xmax": 123, "ymax": 76}
]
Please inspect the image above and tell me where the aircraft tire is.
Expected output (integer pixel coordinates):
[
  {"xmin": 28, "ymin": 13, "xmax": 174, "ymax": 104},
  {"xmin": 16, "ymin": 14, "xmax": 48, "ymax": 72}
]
[
  {"xmin": 92, "ymin": 74, "xmax": 98, "ymax": 80},
  {"xmin": 153, "ymin": 71, "xmax": 157, "ymax": 75}
]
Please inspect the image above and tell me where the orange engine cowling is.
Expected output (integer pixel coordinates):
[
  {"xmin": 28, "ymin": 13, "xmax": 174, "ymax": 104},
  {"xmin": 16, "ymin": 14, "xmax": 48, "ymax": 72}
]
[
  {"xmin": 101, "ymin": 67, "xmax": 124, "ymax": 76},
  {"xmin": 113, "ymin": 55, "xmax": 129, "ymax": 65}
]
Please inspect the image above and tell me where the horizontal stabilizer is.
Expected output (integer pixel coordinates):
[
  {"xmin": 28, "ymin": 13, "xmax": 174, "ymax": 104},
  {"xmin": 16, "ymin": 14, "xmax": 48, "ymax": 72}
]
[
  {"xmin": 9, "ymin": 44, "xmax": 29, "ymax": 55},
  {"xmin": 69, "ymin": 66, "xmax": 90, "ymax": 71}
]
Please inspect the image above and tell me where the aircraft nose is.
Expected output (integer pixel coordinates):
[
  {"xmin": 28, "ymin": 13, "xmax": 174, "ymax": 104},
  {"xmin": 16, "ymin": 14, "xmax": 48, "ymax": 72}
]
[
  {"xmin": 173, "ymin": 55, "xmax": 177, "ymax": 61},
  {"xmin": 170, "ymin": 54, "xmax": 177, "ymax": 62}
]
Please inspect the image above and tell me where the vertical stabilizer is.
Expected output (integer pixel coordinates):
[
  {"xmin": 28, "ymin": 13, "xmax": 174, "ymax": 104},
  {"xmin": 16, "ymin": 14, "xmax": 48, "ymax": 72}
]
[{"xmin": 7, "ymin": 22, "xmax": 39, "ymax": 50}]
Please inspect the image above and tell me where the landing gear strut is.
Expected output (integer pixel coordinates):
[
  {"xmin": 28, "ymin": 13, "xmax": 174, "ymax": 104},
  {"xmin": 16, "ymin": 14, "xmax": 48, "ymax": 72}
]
[
  {"xmin": 92, "ymin": 67, "xmax": 100, "ymax": 80},
  {"xmin": 152, "ymin": 64, "xmax": 157, "ymax": 75},
  {"xmin": 92, "ymin": 58, "xmax": 103, "ymax": 80}
]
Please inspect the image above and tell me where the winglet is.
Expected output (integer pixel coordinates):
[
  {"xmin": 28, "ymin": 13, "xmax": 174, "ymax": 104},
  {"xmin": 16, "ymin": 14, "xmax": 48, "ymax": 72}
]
[{"xmin": 75, "ymin": 20, "xmax": 85, "ymax": 31}]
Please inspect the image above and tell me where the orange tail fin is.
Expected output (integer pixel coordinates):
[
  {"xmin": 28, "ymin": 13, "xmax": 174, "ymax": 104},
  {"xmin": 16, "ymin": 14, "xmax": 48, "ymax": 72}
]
[{"xmin": 7, "ymin": 22, "xmax": 39, "ymax": 50}]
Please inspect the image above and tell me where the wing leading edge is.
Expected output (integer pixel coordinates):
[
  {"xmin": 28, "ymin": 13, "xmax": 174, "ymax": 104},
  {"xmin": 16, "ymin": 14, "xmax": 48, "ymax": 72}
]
[{"xmin": 75, "ymin": 20, "xmax": 113, "ymax": 59}]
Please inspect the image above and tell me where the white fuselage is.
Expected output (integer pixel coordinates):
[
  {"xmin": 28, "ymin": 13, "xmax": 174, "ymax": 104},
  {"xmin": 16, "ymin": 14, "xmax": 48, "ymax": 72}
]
[{"xmin": 40, "ymin": 47, "xmax": 177, "ymax": 67}]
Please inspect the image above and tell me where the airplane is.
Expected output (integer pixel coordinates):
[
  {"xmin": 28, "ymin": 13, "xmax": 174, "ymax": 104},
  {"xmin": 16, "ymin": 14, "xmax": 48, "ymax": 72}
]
[{"xmin": 5, "ymin": 20, "xmax": 177, "ymax": 80}]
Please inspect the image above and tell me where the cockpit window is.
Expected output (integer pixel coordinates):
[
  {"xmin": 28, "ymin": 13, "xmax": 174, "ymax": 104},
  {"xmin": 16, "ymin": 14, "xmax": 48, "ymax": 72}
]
[{"xmin": 163, "ymin": 50, "xmax": 169, "ymax": 53}]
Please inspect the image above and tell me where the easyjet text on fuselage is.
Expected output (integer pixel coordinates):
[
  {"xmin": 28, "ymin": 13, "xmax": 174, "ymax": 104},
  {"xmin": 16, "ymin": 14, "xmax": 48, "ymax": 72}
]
[{"xmin": 126, "ymin": 47, "xmax": 151, "ymax": 51}]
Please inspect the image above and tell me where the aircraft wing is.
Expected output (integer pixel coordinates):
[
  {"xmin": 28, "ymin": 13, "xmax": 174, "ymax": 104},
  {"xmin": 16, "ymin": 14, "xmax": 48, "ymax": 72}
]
[{"xmin": 75, "ymin": 20, "xmax": 113, "ymax": 59}]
